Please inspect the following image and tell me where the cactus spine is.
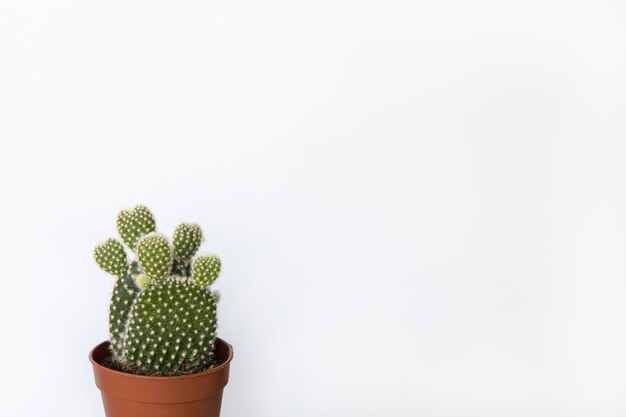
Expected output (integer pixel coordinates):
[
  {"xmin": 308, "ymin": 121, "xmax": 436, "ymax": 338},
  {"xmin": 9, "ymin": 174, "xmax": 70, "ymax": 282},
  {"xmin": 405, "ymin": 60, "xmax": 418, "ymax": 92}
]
[{"xmin": 94, "ymin": 205, "xmax": 221, "ymax": 376}]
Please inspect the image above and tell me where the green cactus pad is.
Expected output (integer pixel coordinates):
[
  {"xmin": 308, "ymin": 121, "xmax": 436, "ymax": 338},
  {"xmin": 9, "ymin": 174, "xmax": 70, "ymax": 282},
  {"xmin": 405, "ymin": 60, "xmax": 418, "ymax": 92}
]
[
  {"xmin": 124, "ymin": 277, "xmax": 217, "ymax": 375},
  {"xmin": 137, "ymin": 233, "xmax": 171, "ymax": 280},
  {"xmin": 109, "ymin": 261, "xmax": 141, "ymax": 360},
  {"xmin": 192, "ymin": 255, "xmax": 221, "ymax": 287},
  {"xmin": 94, "ymin": 238, "xmax": 128, "ymax": 276},
  {"xmin": 117, "ymin": 205, "xmax": 156, "ymax": 250},
  {"xmin": 173, "ymin": 223, "xmax": 203, "ymax": 261}
]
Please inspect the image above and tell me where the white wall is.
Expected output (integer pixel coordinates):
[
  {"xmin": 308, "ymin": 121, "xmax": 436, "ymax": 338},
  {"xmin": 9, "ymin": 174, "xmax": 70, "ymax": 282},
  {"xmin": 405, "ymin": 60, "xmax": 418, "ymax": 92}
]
[{"xmin": 1, "ymin": 1, "xmax": 626, "ymax": 416}]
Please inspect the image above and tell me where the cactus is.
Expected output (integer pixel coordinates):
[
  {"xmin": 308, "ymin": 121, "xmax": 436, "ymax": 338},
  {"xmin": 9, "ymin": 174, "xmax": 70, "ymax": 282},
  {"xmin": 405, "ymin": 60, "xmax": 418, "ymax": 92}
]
[{"xmin": 93, "ymin": 205, "xmax": 222, "ymax": 376}]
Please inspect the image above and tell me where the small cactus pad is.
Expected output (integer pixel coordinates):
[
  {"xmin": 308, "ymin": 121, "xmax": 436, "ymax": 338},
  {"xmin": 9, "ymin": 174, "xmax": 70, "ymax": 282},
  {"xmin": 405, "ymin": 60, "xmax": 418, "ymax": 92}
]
[
  {"xmin": 135, "ymin": 273, "xmax": 150, "ymax": 289},
  {"xmin": 117, "ymin": 205, "xmax": 156, "ymax": 249},
  {"xmin": 94, "ymin": 238, "xmax": 128, "ymax": 276},
  {"xmin": 173, "ymin": 223, "xmax": 203, "ymax": 260},
  {"xmin": 124, "ymin": 277, "xmax": 217, "ymax": 375},
  {"xmin": 192, "ymin": 255, "xmax": 221, "ymax": 287},
  {"xmin": 137, "ymin": 233, "xmax": 172, "ymax": 280}
]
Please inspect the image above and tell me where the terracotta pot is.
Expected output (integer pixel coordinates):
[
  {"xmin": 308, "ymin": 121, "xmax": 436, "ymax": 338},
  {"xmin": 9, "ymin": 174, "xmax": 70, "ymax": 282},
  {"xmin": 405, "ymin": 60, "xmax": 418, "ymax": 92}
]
[{"xmin": 89, "ymin": 338, "xmax": 234, "ymax": 417}]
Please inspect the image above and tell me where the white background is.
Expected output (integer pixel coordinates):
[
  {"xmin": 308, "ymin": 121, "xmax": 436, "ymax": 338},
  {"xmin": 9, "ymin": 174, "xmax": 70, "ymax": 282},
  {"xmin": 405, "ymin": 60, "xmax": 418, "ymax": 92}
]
[{"xmin": 1, "ymin": 1, "xmax": 626, "ymax": 416}]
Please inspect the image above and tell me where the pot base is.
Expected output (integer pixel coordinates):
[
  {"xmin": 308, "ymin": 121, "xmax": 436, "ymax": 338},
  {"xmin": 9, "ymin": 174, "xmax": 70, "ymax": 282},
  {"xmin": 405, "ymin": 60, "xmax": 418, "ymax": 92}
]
[{"xmin": 90, "ymin": 338, "xmax": 233, "ymax": 417}]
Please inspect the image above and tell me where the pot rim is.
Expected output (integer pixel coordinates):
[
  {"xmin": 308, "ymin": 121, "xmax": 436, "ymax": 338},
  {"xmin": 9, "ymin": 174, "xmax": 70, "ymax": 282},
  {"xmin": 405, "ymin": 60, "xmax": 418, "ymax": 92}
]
[{"xmin": 89, "ymin": 337, "xmax": 234, "ymax": 381}]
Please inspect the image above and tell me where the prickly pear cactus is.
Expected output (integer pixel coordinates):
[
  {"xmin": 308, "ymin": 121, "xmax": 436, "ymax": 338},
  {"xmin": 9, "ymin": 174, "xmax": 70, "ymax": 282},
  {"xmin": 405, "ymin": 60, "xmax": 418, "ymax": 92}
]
[{"xmin": 94, "ymin": 205, "xmax": 222, "ymax": 376}]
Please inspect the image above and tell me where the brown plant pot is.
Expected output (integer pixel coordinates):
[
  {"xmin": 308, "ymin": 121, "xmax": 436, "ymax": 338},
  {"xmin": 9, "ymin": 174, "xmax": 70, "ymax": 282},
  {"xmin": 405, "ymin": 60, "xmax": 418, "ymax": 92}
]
[{"xmin": 89, "ymin": 338, "xmax": 234, "ymax": 417}]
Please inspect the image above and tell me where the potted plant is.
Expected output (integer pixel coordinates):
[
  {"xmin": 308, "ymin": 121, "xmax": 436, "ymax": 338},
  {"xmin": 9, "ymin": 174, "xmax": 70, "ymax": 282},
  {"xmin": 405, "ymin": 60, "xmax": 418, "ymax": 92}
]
[{"xmin": 89, "ymin": 205, "xmax": 233, "ymax": 417}]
